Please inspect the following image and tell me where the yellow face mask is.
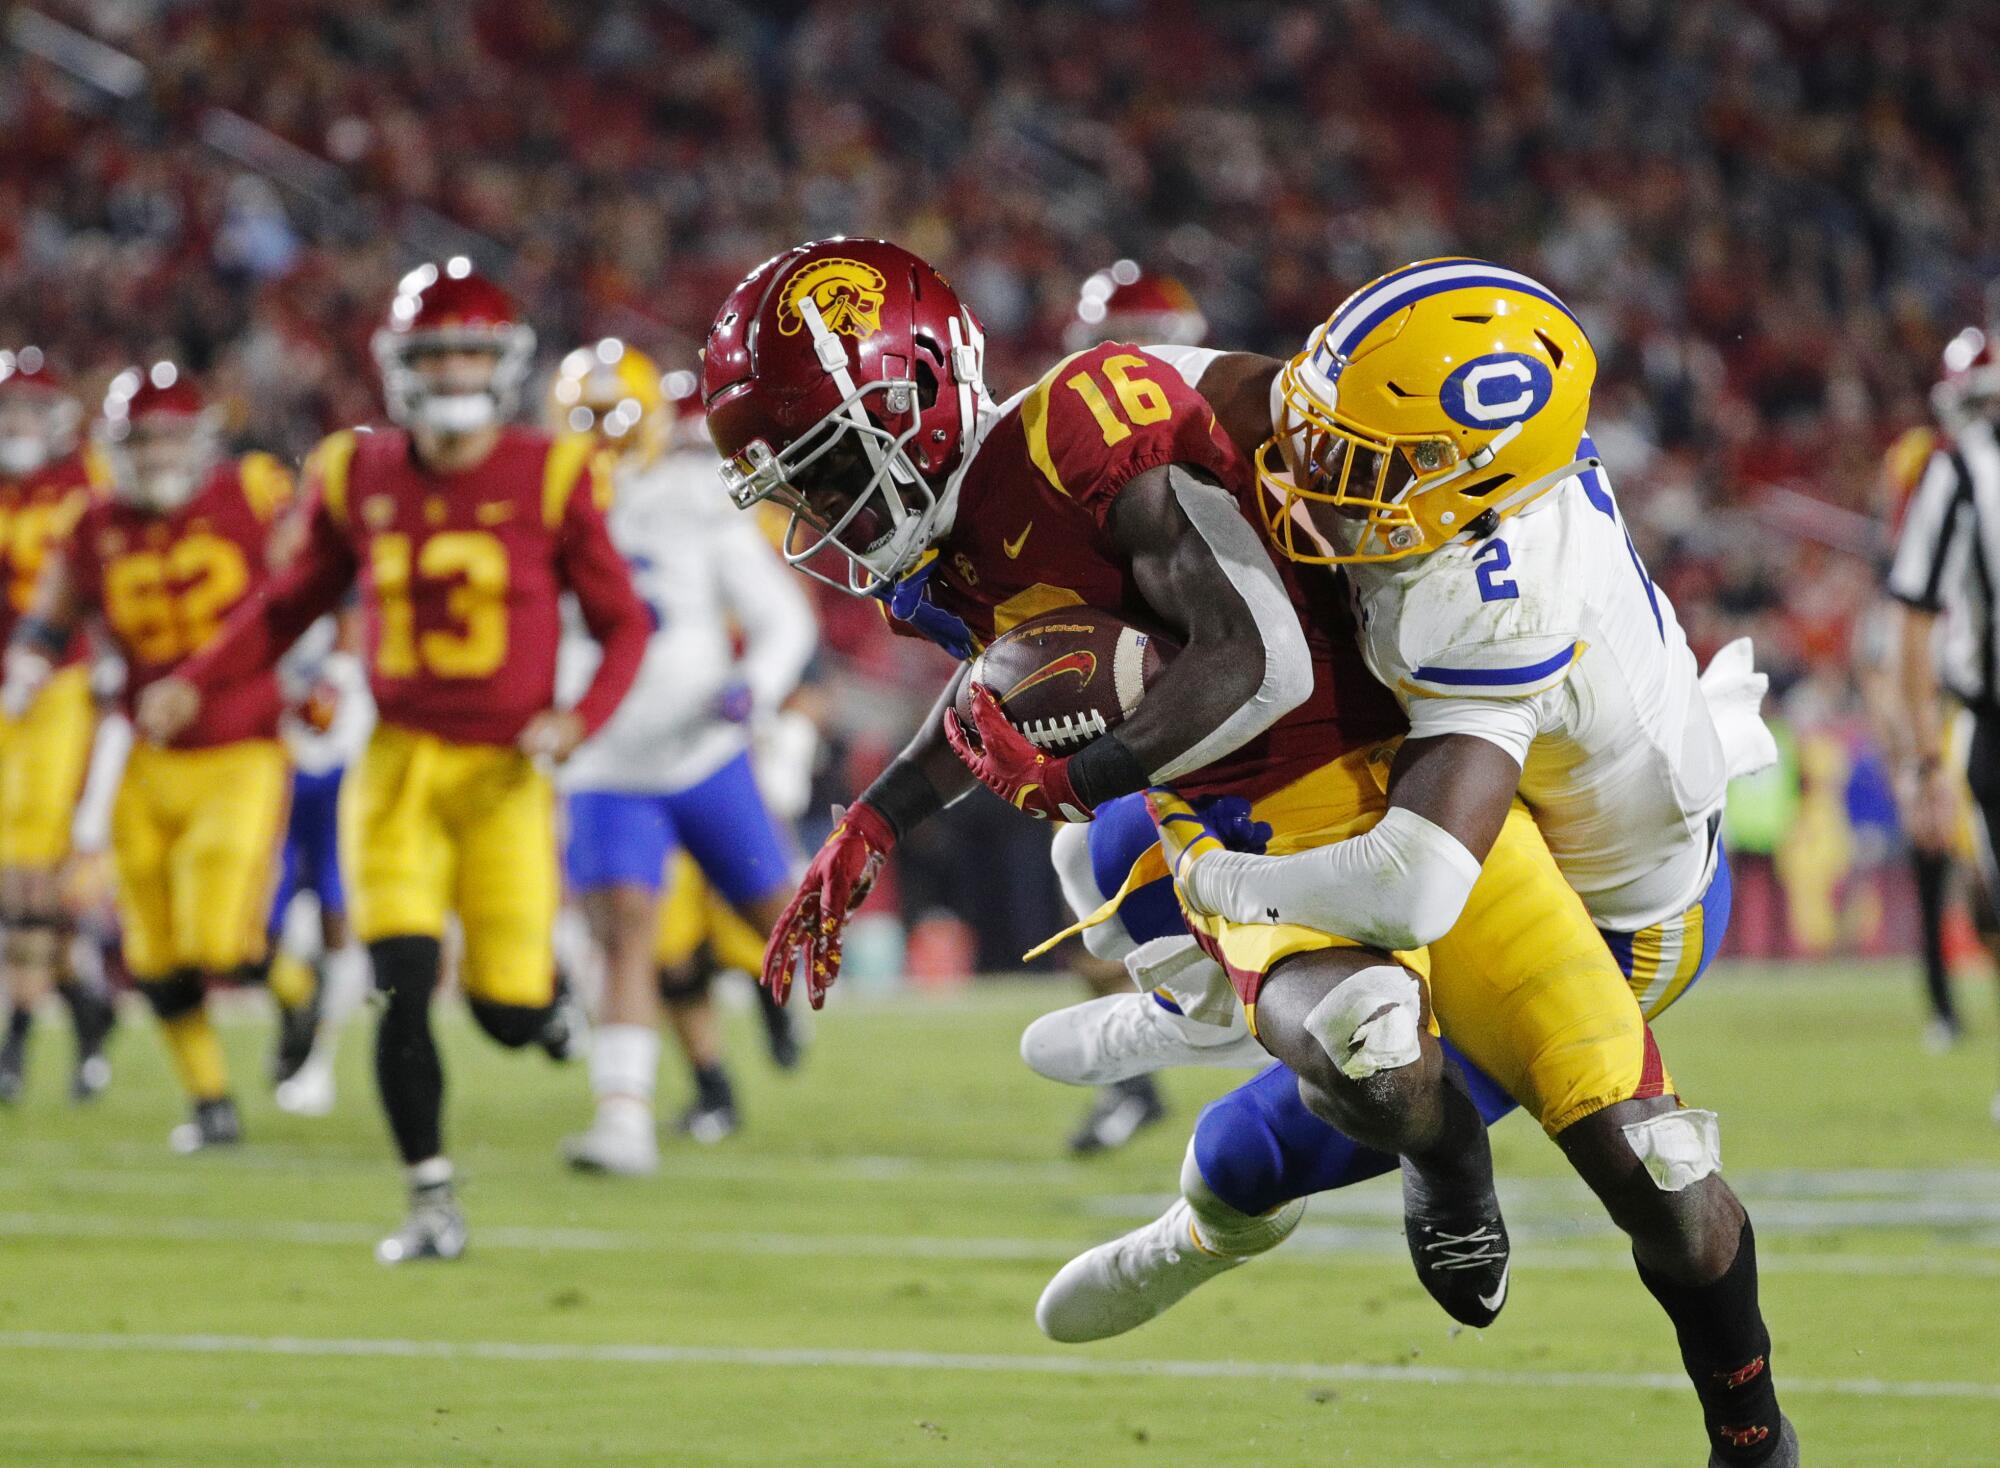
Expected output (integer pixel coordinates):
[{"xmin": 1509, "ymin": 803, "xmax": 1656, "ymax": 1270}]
[{"xmin": 1256, "ymin": 259, "xmax": 1599, "ymax": 566}]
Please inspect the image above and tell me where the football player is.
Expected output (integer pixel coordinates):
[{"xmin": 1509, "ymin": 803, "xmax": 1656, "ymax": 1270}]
[
  {"xmin": 1052, "ymin": 264, "xmax": 1217, "ymax": 1155},
  {"xmin": 547, "ymin": 339, "xmax": 814, "ymax": 1172},
  {"xmin": 0, "ymin": 349, "xmax": 116, "ymax": 1102},
  {"xmin": 3, "ymin": 363, "xmax": 298, "ymax": 1151},
  {"xmin": 706, "ymin": 238, "xmax": 1630, "ymax": 1329},
  {"xmin": 1037, "ymin": 260, "xmax": 1794, "ymax": 1466},
  {"xmin": 138, "ymin": 263, "xmax": 652, "ymax": 1261}
]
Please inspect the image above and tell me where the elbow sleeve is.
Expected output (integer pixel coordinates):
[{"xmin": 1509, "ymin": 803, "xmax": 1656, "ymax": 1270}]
[{"xmin": 1184, "ymin": 805, "xmax": 1483, "ymax": 952}]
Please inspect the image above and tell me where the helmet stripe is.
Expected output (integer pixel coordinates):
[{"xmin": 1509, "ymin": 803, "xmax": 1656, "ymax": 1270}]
[{"xmin": 1318, "ymin": 260, "xmax": 1579, "ymax": 367}]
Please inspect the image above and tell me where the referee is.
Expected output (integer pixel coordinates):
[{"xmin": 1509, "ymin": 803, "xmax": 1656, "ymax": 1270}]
[{"xmin": 1885, "ymin": 323, "xmax": 2000, "ymax": 1122}]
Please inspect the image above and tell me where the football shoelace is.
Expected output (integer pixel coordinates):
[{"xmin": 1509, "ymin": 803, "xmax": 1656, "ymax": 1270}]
[{"xmin": 1419, "ymin": 1225, "xmax": 1508, "ymax": 1271}]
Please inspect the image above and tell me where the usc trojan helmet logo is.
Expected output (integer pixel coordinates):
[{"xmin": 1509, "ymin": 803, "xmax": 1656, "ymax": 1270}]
[{"xmin": 777, "ymin": 258, "xmax": 887, "ymax": 339}]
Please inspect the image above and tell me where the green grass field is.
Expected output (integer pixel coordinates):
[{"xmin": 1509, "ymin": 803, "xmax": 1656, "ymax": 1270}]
[{"xmin": 2, "ymin": 963, "xmax": 1998, "ymax": 1466}]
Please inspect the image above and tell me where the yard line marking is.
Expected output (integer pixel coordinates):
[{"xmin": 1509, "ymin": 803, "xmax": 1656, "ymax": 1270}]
[
  {"xmin": 2, "ymin": 1329, "xmax": 1996, "ymax": 1403},
  {"xmin": 2, "ymin": 1210, "xmax": 1996, "ymax": 1276}
]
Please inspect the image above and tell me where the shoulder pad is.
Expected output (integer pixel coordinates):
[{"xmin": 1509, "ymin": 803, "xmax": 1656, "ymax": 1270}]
[
  {"xmin": 1014, "ymin": 343, "xmax": 1222, "ymax": 509},
  {"xmin": 306, "ymin": 431, "xmax": 360, "ymax": 525},
  {"xmin": 238, "ymin": 452, "xmax": 294, "ymax": 521}
]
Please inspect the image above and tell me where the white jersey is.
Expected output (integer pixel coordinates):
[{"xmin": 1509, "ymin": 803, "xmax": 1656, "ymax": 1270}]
[
  {"xmin": 1348, "ymin": 462, "xmax": 1729, "ymax": 932},
  {"xmin": 558, "ymin": 445, "xmax": 817, "ymax": 795}
]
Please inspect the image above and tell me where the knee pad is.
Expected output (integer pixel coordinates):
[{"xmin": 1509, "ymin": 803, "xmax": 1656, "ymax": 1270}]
[
  {"xmin": 138, "ymin": 968, "xmax": 206, "ymax": 1022},
  {"xmin": 656, "ymin": 962, "xmax": 712, "ymax": 1007},
  {"xmin": 466, "ymin": 996, "xmax": 550, "ymax": 1050},
  {"xmin": 1622, "ymin": 1107, "xmax": 1722, "ymax": 1192},
  {"xmin": 1179, "ymin": 1136, "xmax": 1305, "ymax": 1258},
  {"xmin": 1302, "ymin": 964, "xmax": 1423, "ymax": 1082}
]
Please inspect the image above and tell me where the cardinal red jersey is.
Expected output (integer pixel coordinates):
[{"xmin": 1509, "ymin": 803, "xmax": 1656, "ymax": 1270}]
[
  {"xmin": 883, "ymin": 342, "xmax": 1403, "ymax": 801},
  {"xmin": 176, "ymin": 426, "xmax": 649, "ymax": 746},
  {"xmin": 0, "ymin": 450, "xmax": 94, "ymax": 663},
  {"xmin": 62, "ymin": 453, "xmax": 293, "ymax": 746}
]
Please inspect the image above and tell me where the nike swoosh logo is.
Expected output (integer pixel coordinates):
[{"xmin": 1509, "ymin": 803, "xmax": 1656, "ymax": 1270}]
[
  {"xmin": 1003, "ymin": 523, "xmax": 1033, "ymax": 558},
  {"xmin": 1001, "ymin": 650, "xmax": 1097, "ymax": 702},
  {"xmin": 1478, "ymin": 1261, "xmax": 1510, "ymax": 1315}
]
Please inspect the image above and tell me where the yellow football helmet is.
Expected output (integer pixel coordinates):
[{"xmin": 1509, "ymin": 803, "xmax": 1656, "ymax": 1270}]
[
  {"xmin": 547, "ymin": 338, "xmax": 670, "ymax": 464},
  {"xmin": 1259, "ymin": 258, "xmax": 1598, "ymax": 564}
]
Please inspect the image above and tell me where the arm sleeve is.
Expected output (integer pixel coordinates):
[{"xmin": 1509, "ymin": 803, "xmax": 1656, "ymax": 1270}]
[
  {"xmin": 557, "ymin": 463, "xmax": 652, "ymax": 737},
  {"xmin": 175, "ymin": 488, "xmax": 354, "ymax": 696},
  {"xmin": 1184, "ymin": 804, "xmax": 1486, "ymax": 951},
  {"xmin": 1403, "ymin": 686, "xmax": 1554, "ymax": 765},
  {"xmin": 1149, "ymin": 467, "xmax": 1315, "ymax": 781},
  {"xmin": 713, "ymin": 514, "xmax": 818, "ymax": 714},
  {"xmin": 1885, "ymin": 451, "xmax": 1969, "ymax": 612}
]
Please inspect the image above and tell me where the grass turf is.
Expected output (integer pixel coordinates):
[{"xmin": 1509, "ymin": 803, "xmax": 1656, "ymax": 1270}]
[{"xmin": 1, "ymin": 962, "xmax": 1997, "ymax": 1466}]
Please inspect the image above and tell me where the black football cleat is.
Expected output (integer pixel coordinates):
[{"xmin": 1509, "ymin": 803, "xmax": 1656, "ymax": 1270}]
[
  {"xmin": 271, "ymin": 975, "xmax": 323, "ymax": 1087},
  {"xmin": 1401, "ymin": 1155, "xmax": 1512, "ymax": 1327},
  {"xmin": 757, "ymin": 983, "xmax": 804, "ymax": 1071},
  {"xmin": 537, "ymin": 970, "xmax": 585, "ymax": 1063},
  {"xmin": 377, "ymin": 1180, "xmax": 468, "ymax": 1264},
  {"xmin": 169, "ymin": 1097, "xmax": 243, "ymax": 1154},
  {"xmin": 1710, "ymin": 1413, "xmax": 1799, "ymax": 1467},
  {"xmin": 1068, "ymin": 1076, "xmax": 1168, "ymax": 1156}
]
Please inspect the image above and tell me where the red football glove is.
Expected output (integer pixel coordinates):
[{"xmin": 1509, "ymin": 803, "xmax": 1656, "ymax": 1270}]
[
  {"xmin": 944, "ymin": 682, "xmax": 1092, "ymax": 822},
  {"xmin": 762, "ymin": 800, "xmax": 896, "ymax": 1009}
]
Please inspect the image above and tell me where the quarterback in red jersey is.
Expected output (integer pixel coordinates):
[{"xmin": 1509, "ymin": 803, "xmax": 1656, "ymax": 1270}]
[
  {"xmin": 703, "ymin": 237, "xmax": 1517, "ymax": 1322},
  {"xmin": 142, "ymin": 261, "xmax": 651, "ymax": 1261},
  {"xmin": 0, "ymin": 349, "xmax": 116, "ymax": 1104},
  {"xmin": 3, "ymin": 363, "xmax": 296, "ymax": 1150}
]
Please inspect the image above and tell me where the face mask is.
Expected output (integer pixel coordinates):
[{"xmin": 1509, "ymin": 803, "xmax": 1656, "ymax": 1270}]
[
  {"xmin": 414, "ymin": 392, "xmax": 499, "ymax": 435},
  {"xmin": 0, "ymin": 436, "xmax": 47, "ymax": 477}
]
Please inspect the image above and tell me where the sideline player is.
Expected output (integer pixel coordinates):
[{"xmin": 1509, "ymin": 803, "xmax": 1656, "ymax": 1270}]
[
  {"xmin": 1053, "ymin": 264, "xmax": 1214, "ymax": 1155},
  {"xmin": 1033, "ymin": 261, "xmax": 1794, "ymax": 1465},
  {"xmin": 267, "ymin": 612, "xmax": 375, "ymax": 1116},
  {"xmin": 709, "ymin": 238, "xmax": 1571, "ymax": 1328},
  {"xmin": 4, "ymin": 364, "xmax": 297, "ymax": 1150},
  {"xmin": 0, "ymin": 349, "xmax": 115, "ymax": 1101},
  {"xmin": 140, "ymin": 263, "xmax": 651, "ymax": 1260},
  {"xmin": 1885, "ymin": 320, "xmax": 2000, "ymax": 1126},
  {"xmin": 548, "ymin": 339, "xmax": 814, "ymax": 1171}
]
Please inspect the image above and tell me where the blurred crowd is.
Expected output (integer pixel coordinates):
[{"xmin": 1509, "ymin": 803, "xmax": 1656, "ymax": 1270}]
[{"xmin": 7, "ymin": 0, "xmax": 1998, "ymax": 960}]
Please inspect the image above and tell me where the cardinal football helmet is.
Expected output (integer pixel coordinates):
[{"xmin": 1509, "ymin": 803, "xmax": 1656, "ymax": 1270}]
[
  {"xmin": 0, "ymin": 347, "xmax": 82, "ymax": 478},
  {"xmin": 1261, "ymin": 258, "xmax": 1597, "ymax": 565},
  {"xmin": 1065, "ymin": 263, "xmax": 1207, "ymax": 350},
  {"xmin": 702, "ymin": 237, "xmax": 990, "ymax": 595},
  {"xmin": 96, "ymin": 362, "xmax": 221, "ymax": 513},
  {"xmin": 373, "ymin": 259, "xmax": 535, "ymax": 436},
  {"xmin": 548, "ymin": 338, "xmax": 670, "ymax": 464}
]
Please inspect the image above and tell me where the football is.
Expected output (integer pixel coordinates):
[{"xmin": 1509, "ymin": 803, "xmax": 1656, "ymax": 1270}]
[{"xmin": 956, "ymin": 609, "xmax": 1177, "ymax": 752}]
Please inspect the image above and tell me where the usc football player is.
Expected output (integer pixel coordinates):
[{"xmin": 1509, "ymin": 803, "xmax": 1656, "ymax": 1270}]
[
  {"xmin": 142, "ymin": 262, "xmax": 651, "ymax": 1262},
  {"xmin": 702, "ymin": 237, "xmax": 1522, "ymax": 1326},
  {"xmin": 0, "ymin": 349, "xmax": 116, "ymax": 1104},
  {"xmin": 4, "ymin": 363, "xmax": 297, "ymax": 1151}
]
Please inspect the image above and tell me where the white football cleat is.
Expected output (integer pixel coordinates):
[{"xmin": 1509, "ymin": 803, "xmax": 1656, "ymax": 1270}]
[
  {"xmin": 563, "ymin": 1112, "xmax": 660, "ymax": 1177},
  {"xmin": 273, "ymin": 1055, "xmax": 336, "ymax": 1117},
  {"xmin": 1021, "ymin": 993, "xmax": 1266, "ymax": 1087},
  {"xmin": 1037, "ymin": 1199, "xmax": 1256, "ymax": 1342}
]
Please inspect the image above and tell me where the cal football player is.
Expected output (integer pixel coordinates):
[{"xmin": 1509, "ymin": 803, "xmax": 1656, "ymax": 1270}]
[
  {"xmin": 4, "ymin": 363, "xmax": 299, "ymax": 1151},
  {"xmin": 707, "ymin": 238, "xmax": 1676, "ymax": 1329},
  {"xmin": 547, "ymin": 339, "xmax": 815, "ymax": 1171},
  {"xmin": 0, "ymin": 349, "xmax": 116, "ymax": 1102},
  {"xmin": 1038, "ymin": 260, "xmax": 1795, "ymax": 1467},
  {"xmin": 139, "ymin": 263, "xmax": 652, "ymax": 1260}
]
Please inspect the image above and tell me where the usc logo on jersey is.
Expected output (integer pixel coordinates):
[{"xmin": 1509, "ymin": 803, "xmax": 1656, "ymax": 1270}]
[{"xmin": 777, "ymin": 258, "xmax": 886, "ymax": 339}]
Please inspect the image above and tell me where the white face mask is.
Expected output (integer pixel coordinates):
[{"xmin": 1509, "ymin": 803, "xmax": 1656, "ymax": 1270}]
[
  {"xmin": 135, "ymin": 467, "xmax": 201, "ymax": 512},
  {"xmin": 0, "ymin": 436, "xmax": 48, "ymax": 477},
  {"xmin": 413, "ymin": 391, "xmax": 499, "ymax": 435}
]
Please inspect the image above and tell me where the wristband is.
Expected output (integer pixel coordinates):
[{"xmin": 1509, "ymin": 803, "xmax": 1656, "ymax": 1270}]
[
  {"xmin": 1066, "ymin": 731, "xmax": 1150, "ymax": 809},
  {"xmin": 858, "ymin": 759, "xmax": 945, "ymax": 841}
]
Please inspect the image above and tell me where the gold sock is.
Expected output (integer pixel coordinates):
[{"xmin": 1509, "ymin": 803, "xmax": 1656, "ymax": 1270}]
[
  {"xmin": 267, "ymin": 952, "xmax": 318, "ymax": 1012},
  {"xmin": 159, "ymin": 1008, "xmax": 229, "ymax": 1102}
]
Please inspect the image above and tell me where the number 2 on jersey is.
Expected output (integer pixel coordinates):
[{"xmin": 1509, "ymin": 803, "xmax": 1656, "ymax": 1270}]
[
  {"xmin": 1066, "ymin": 354, "xmax": 1171, "ymax": 446},
  {"xmin": 1474, "ymin": 539, "xmax": 1519, "ymax": 602}
]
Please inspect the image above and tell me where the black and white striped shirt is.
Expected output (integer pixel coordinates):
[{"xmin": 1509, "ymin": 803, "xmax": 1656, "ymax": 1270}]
[{"xmin": 1887, "ymin": 419, "xmax": 2000, "ymax": 710}]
